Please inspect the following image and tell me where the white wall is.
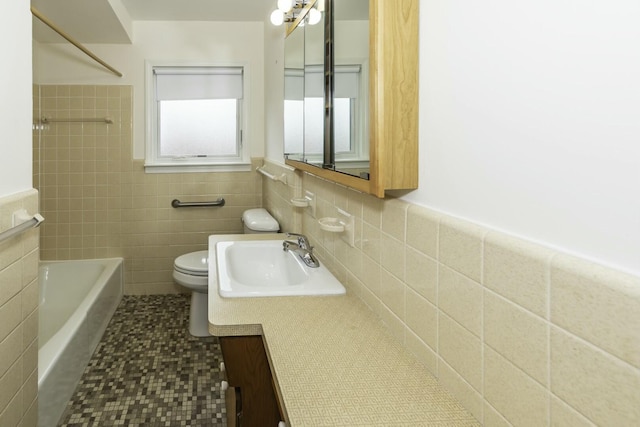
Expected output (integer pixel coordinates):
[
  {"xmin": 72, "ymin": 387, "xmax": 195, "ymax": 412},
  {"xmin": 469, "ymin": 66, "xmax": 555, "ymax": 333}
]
[
  {"xmin": 265, "ymin": 0, "xmax": 640, "ymax": 277},
  {"xmin": 264, "ymin": 19, "xmax": 285, "ymax": 161},
  {"xmin": 0, "ymin": 2, "xmax": 32, "ymax": 196},
  {"xmin": 404, "ymin": 0, "xmax": 640, "ymax": 276},
  {"xmin": 35, "ymin": 20, "xmax": 265, "ymax": 159}
]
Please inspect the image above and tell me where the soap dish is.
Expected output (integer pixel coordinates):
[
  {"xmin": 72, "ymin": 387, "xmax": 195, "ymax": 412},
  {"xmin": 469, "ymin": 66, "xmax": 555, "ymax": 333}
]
[
  {"xmin": 290, "ymin": 198, "xmax": 309, "ymax": 208},
  {"xmin": 318, "ymin": 217, "xmax": 345, "ymax": 232}
]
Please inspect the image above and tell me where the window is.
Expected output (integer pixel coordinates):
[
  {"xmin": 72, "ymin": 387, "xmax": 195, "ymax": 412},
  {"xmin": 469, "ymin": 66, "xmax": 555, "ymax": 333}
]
[{"xmin": 145, "ymin": 63, "xmax": 250, "ymax": 172}]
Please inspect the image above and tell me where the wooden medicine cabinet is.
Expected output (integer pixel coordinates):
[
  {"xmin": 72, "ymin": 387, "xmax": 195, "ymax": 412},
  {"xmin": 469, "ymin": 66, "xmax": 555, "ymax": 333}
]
[{"xmin": 284, "ymin": 0, "xmax": 419, "ymax": 198}]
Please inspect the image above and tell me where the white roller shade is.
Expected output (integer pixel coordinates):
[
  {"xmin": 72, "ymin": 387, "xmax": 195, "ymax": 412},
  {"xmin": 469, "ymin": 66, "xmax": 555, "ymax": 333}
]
[
  {"xmin": 304, "ymin": 64, "xmax": 361, "ymax": 98},
  {"xmin": 304, "ymin": 65, "xmax": 324, "ymax": 98},
  {"xmin": 335, "ymin": 65, "xmax": 360, "ymax": 99},
  {"xmin": 154, "ymin": 67, "xmax": 243, "ymax": 100},
  {"xmin": 285, "ymin": 68, "xmax": 304, "ymax": 101}
]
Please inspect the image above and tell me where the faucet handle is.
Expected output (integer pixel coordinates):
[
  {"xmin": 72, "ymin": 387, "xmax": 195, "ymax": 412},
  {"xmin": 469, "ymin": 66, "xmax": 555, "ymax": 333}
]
[{"xmin": 285, "ymin": 232, "xmax": 311, "ymax": 250}]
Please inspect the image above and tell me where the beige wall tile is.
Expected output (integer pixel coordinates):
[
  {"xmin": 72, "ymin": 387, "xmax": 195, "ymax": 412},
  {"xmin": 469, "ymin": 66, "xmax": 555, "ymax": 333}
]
[
  {"xmin": 484, "ymin": 346, "xmax": 549, "ymax": 427},
  {"xmin": 438, "ymin": 312, "xmax": 482, "ymax": 391},
  {"xmin": 439, "ymin": 217, "xmax": 484, "ymax": 282},
  {"xmin": 22, "ymin": 398, "xmax": 38, "ymax": 427},
  {"xmin": 551, "ymin": 327, "xmax": 640, "ymax": 426},
  {"xmin": 282, "ymin": 169, "xmax": 639, "ymax": 427},
  {"xmin": 0, "ymin": 263, "xmax": 21, "ymax": 308},
  {"xmin": 362, "ymin": 193, "xmax": 382, "ymax": 227},
  {"xmin": 361, "ymin": 222, "xmax": 381, "ymax": 262},
  {"xmin": 381, "ymin": 198, "xmax": 408, "ymax": 241},
  {"xmin": 360, "ymin": 254, "xmax": 381, "ymax": 297},
  {"xmin": 21, "ymin": 311, "xmax": 37, "ymax": 351},
  {"xmin": 0, "ymin": 390, "xmax": 22, "ymax": 427},
  {"xmin": 380, "ymin": 234, "xmax": 405, "ymax": 281},
  {"xmin": 22, "ymin": 369, "xmax": 38, "ymax": 417},
  {"xmin": 0, "ymin": 359, "xmax": 22, "ymax": 415},
  {"xmin": 551, "ymin": 254, "xmax": 640, "ymax": 369},
  {"xmin": 377, "ymin": 303, "xmax": 405, "ymax": 344},
  {"xmin": 0, "ymin": 296, "xmax": 21, "ymax": 343},
  {"xmin": 439, "ymin": 266, "xmax": 482, "ymax": 337},
  {"xmin": 379, "ymin": 268, "xmax": 405, "ymax": 321},
  {"xmin": 406, "ymin": 204, "xmax": 439, "ymax": 259},
  {"xmin": 36, "ymin": 85, "xmax": 264, "ymax": 294},
  {"xmin": 484, "ymin": 231, "xmax": 553, "ymax": 318},
  {"xmin": 484, "ymin": 291, "xmax": 548, "ymax": 385},
  {"xmin": 483, "ymin": 403, "xmax": 511, "ymax": 427},
  {"xmin": 550, "ymin": 396, "xmax": 596, "ymax": 427},
  {"xmin": 405, "ymin": 288, "xmax": 438, "ymax": 351},
  {"xmin": 405, "ymin": 328, "xmax": 437, "ymax": 375},
  {"xmin": 405, "ymin": 246, "xmax": 437, "ymax": 304},
  {"xmin": 0, "ymin": 326, "xmax": 22, "ymax": 378},
  {"xmin": 438, "ymin": 360, "xmax": 484, "ymax": 422}
]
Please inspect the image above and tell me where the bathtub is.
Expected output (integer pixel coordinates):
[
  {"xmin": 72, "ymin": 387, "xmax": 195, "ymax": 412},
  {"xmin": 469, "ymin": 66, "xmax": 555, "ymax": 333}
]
[{"xmin": 37, "ymin": 258, "xmax": 123, "ymax": 427}]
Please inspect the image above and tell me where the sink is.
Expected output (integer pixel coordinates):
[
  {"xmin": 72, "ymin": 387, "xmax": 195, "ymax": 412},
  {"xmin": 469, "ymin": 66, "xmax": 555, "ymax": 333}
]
[{"xmin": 215, "ymin": 240, "xmax": 346, "ymax": 298}]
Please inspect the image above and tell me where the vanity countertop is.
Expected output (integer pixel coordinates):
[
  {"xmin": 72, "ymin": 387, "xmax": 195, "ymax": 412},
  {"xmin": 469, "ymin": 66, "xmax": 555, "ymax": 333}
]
[{"xmin": 208, "ymin": 234, "xmax": 479, "ymax": 426}]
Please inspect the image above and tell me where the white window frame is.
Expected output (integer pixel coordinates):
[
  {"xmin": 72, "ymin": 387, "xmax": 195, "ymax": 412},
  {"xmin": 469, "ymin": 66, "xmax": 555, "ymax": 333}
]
[{"xmin": 144, "ymin": 61, "xmax": 251, "ymax": 173}]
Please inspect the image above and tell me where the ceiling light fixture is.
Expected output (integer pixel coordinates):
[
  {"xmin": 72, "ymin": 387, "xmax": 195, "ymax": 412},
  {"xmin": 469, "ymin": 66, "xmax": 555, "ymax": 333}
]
[
  {"xmin": 270, "ymin": 0, "xmax": 322, "ymax": 27},
  {"xmin": 277, "ymin": 0, "xmax": 294, "ymax": 13}
]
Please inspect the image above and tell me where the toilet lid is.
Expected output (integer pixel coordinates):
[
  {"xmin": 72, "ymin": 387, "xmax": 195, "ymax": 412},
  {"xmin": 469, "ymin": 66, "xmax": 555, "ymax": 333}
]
[{"xmin": 174, "ymin": 251, "xmax": 209, "ymax": 276}]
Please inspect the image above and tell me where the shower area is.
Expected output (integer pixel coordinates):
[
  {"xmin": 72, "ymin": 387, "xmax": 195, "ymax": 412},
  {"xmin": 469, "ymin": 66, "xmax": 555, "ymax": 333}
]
[{"xmin": 33, "ymin": 84, "xmax": 132, "ymax": 262}]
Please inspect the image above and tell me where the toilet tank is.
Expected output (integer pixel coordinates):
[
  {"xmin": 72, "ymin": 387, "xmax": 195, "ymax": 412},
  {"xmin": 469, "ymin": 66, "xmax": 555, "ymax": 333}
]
[{"xmin": 242, "ymin": 208, "xmax": 280, "ymax": 234}]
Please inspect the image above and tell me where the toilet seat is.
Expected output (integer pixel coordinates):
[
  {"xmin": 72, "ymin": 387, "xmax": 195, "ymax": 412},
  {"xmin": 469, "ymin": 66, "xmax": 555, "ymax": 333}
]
[{"xmin": 174, "ymin": 250, "xmax": 209, "ymax": 277}]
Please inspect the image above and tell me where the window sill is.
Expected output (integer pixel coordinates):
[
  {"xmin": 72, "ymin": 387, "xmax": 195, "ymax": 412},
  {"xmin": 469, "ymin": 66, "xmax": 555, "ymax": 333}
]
[{"xmin": 144, "ymin": 162, "xmax": 252, "ymax": 173}]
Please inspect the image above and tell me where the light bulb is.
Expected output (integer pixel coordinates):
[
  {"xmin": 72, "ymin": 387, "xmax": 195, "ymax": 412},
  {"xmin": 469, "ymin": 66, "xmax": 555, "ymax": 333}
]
[
  {"xmin": 277, "ymin": 0, "xmax": 293, "ymax": 12},
  {"xmin": 307, "ymin": 8, "xmax": 321, "ymax": 25},
  {"xmin": 270, "ymin": 9, "xmax": 285, "ymax": 26}
]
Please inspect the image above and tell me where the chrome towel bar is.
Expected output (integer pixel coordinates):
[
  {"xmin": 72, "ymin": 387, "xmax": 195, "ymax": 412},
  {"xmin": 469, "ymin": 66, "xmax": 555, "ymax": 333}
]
[
  {"xmin": 256, "ymin": 166, "xmax": 288, "ymax": 185},
  {"xmin": 41, "ymin": 116, "xmax": 113, "ymax": 124},
  {"xmin": 0, "ymin": 210, "xmax": 45, "ymax": 244},
  {"xmin": 171, "ymin": 198, "xmax": 226, "ymax": 208}
]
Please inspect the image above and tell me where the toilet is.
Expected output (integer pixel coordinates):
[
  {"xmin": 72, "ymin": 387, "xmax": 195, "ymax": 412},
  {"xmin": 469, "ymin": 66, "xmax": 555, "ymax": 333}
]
[{"xmin": 173, "ymin": 208, "xmax": 280, "ymax": 337}]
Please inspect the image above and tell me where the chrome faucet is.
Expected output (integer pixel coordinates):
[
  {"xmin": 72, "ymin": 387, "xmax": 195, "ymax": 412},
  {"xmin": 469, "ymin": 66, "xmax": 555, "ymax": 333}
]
[{"xmin": 283, "ymin": 232, "xmax": 320, "ymax": 268}]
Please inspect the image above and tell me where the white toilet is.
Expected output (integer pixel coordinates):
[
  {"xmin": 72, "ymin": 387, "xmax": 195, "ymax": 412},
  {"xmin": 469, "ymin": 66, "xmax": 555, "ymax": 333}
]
[{"xmin": 173, "ymin": 208, "xmax": 280, "ymax": 337}]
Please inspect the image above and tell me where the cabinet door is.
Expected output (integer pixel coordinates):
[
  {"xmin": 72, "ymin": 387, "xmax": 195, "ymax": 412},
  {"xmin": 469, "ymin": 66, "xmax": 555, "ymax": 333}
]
[
  {"xmin": 286, "ymin": 0, "xmax": 419, "ymax": 198},
  {"xmin": 219, "ymin": 336, "xmax": 283, "ymax": 427}
]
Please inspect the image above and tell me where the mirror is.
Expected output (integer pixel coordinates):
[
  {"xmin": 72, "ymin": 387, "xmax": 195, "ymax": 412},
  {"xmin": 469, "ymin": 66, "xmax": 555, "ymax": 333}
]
[
  {"xmin": 302, "ymin": 10, "xmax": 325, "ymax": 167},
  {"xmin": 283, "ymin": 0, "xmax": 370, "ymax": 179},
  {"xmin": 332, "ymin": 0, "xmax": 370, "ymax": 178},
  {"xmin": 283, "ymin": 21, "xmax": 305, "ymax": 162}
]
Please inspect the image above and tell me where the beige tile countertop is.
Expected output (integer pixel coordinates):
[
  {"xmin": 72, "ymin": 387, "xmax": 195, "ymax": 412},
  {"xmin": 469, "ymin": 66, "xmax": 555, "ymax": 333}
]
[{"xmin": 208, "ymin": 234, "xmax": 479, "ymax": 427}]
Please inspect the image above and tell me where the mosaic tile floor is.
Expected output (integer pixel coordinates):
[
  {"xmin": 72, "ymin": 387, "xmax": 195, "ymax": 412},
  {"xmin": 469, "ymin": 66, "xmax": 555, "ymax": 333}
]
[{"xmin": 58, "ymin": 295, "xmax": 227, "ymax": 427}]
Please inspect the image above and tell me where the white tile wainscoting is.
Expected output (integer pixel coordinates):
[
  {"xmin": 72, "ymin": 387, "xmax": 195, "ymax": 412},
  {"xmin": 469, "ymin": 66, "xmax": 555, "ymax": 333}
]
[{"xmin": 262, "ymin": 160, "xmax": 640, "ymax": 426}]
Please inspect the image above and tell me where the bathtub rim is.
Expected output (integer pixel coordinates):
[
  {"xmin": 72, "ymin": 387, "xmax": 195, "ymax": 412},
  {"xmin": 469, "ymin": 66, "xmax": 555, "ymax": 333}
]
[{"xmin": 38, "ymin": 257, "xmax": 123, "ymax": 387}]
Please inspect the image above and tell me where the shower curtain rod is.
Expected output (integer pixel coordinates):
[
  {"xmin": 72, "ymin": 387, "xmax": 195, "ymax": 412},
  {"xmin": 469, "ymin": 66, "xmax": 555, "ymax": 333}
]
[{"xmin": 31, "ymin": 6, "xmax": 123, "ymax": 78}]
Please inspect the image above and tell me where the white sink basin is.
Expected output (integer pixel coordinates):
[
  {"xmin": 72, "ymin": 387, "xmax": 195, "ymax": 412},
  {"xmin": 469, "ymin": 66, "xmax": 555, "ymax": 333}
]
[{"xmin": 215, "ymin": 240, "xmax": 346, "ymax": 298}]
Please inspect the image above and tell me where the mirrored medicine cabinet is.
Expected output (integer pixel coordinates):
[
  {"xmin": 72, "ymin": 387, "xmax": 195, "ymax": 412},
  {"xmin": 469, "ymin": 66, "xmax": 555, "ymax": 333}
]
[{"xmin": 283, "ymin": 0, "xmax": 419, "ymax": 198}]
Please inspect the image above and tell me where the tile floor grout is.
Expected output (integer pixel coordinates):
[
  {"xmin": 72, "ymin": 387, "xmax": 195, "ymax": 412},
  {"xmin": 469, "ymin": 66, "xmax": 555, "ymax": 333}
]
[{"xmin": 58, "ymin": 294, "xmax": 227, "ymax": 426}]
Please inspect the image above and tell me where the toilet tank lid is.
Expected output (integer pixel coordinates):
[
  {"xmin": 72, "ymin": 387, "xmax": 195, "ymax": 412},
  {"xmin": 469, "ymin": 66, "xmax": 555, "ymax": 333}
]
[{"xmin": 242, "ymin": 208, "xmax": 280, "ymax": 231}]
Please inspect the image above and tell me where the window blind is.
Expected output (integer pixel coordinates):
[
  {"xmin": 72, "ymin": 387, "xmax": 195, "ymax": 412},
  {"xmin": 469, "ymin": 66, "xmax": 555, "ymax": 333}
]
[{"xmin": 154, "ymin": 67, "xmax": 243, "ymax": 100}]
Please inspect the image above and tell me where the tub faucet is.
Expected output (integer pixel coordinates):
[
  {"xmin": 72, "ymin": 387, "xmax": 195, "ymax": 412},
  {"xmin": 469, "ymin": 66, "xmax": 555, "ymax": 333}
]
[{"xmin": 283, "ymin": 232, "xmax": 320, "ymax": 268}]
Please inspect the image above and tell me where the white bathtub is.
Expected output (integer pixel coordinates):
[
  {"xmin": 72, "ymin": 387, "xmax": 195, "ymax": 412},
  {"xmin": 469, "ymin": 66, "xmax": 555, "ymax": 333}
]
[{"xmin": 38, "ymin": 258, "xmax": 123, "ymax": 427}]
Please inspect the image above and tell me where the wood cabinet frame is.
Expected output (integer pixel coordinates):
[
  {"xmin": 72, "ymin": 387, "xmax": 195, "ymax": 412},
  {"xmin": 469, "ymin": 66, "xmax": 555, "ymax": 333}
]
[{"xmin": 285, "ymin": 0, "xmax": 419, "ymax": 198}]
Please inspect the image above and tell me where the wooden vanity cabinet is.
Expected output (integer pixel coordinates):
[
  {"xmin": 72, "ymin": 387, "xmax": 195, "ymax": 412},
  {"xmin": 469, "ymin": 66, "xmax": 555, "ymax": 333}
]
[{"xmin": 219, "ymin": 335, "xmax": 284, "ymax": 427}]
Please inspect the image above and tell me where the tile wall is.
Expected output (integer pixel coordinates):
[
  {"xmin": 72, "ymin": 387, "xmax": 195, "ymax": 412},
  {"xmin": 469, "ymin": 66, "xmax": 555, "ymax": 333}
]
[
  {"xmin": 34, "ymin": 85, "xmax": 262, "ymax": 294},
  {"xmin": 263, "ymin": 161, "xmax": 640, "ymax": 426},
  {"xmin": 0, "ymin": 189, "xmax": 39, "ymax": 426}
]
